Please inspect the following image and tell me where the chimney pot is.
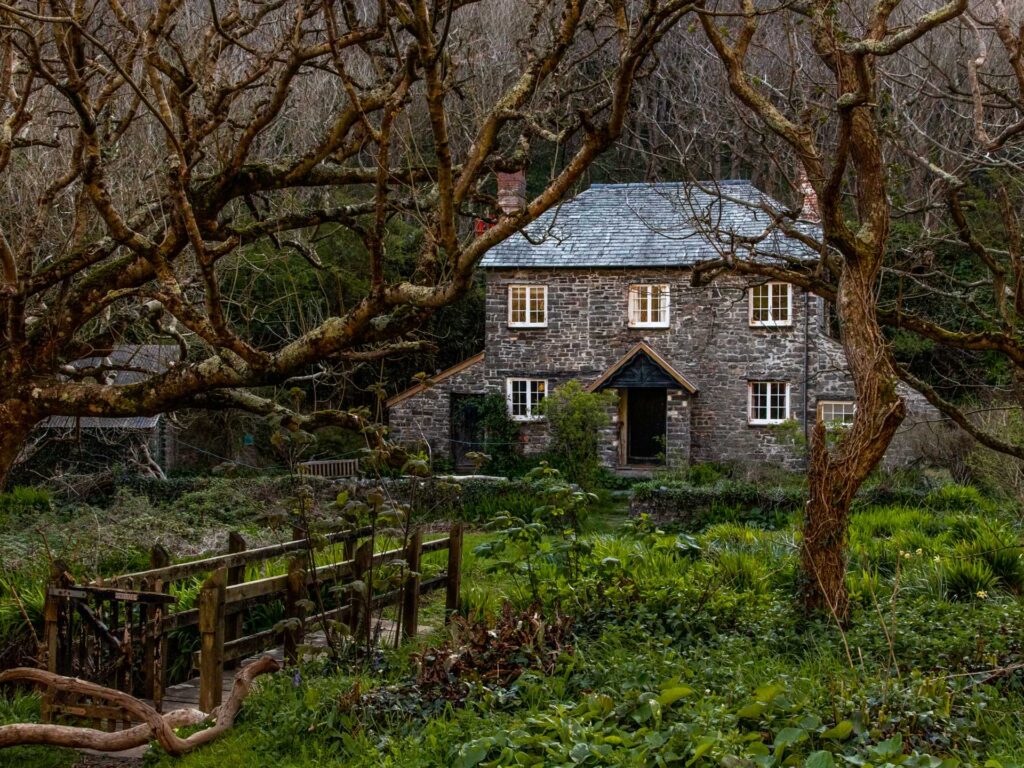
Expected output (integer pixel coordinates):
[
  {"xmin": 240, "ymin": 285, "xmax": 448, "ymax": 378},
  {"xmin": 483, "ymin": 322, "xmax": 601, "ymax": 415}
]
[
  {"xmin": 497, "ymin": 170, "xmax": 527, "ymax": 215},
  {"xmin": 797, "ymin": 166, "xmax": 821, "ymax": 223}
]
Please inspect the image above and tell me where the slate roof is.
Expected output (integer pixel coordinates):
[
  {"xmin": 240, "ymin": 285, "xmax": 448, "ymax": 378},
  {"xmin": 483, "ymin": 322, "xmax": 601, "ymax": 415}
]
[
  {"xmin": 480, "ymin": 180, "xmax": 819, "ymax": 269},
  {"xmin": 41, "ymin": 344, "xmax": 181, "ymax": 431}
]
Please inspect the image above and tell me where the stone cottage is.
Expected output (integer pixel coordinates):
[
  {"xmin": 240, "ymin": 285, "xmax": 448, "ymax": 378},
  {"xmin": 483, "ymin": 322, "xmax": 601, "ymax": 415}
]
[{"xmin": 387, "ymin": 176, "xmax": 939, "ymax": 470}]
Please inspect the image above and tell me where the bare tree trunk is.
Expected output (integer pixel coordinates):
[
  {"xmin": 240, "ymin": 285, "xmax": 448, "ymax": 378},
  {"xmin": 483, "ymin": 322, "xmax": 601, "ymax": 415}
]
[
  {"xmin": 800, "ymin": 267, "xmax": 906, "ymax": 619},
  {"xmin": 0, "ymin": 401, "xmax": 37, "ymax": 490}
]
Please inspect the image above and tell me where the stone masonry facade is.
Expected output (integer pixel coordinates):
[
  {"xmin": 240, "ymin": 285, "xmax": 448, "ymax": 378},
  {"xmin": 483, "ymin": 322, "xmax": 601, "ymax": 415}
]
[{"xmin": 388, "ymin": 267, "xmax": 942, "ymax": 470}]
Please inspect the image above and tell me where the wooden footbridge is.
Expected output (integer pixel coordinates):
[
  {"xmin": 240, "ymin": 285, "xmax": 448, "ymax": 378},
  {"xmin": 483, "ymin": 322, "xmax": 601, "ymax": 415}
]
[{"xmin": 40, "ymin": 522, "xmax": 464, "ymax": 729}]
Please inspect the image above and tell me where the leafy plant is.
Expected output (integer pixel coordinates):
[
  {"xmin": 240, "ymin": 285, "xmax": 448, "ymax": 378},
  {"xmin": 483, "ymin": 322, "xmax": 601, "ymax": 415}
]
[{"xmin": 538, "ymin": 380, "xmax": 616, "ymax": 489}]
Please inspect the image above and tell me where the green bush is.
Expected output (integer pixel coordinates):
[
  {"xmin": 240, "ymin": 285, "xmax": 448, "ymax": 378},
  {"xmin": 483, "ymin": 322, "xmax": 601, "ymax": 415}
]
[
  {"xmin": 539, "ymin": 380, "xmax": 616, "ymax": 489},
  {"xmin": 929, "ymin": 557, "xmax": 999, "ymax": 602},
  {"xmin": 962, "ymin": 529, "xmax": 1024, "ymax": 593},
  {"xmin": 923, "ymin": 483, "xmax": 994, "ymax": 513},
  {"xmin": 630, "ymin": 479, "xmax": 803, "ymax": 530},
  {"xmin": 0, "ymin": 486, "xmax": 51, "ymax": 523}
]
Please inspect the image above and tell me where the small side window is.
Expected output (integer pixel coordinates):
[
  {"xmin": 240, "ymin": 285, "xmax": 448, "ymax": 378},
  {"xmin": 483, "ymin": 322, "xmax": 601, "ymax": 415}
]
[
  {"xmin": 818, "ymin": 400, "xmax": 855, "ymax": 429},
  {"xmin": 506, "ymin": 378, "xmax": 547, "ymax": 420},
  {"xmin": 748, "ymin": 381, "xmax": 790, "ymax": 424}
]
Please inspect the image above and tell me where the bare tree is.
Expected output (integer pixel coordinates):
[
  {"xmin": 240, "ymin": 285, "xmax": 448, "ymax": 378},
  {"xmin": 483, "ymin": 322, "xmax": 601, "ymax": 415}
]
[
  {"xmin": 634, "ymin": 0, "xmax": 1024, "ymax": 619},
  {"xmin": 0, "ymin": 0, "xmax": 697, "ymax": 487}
]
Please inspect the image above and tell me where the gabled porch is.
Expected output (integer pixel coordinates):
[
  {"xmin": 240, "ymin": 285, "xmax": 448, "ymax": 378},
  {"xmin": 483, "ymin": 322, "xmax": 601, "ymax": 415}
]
[{"xmin": 588, "ymin": 342, "xmax": 696, "ymax": 469}]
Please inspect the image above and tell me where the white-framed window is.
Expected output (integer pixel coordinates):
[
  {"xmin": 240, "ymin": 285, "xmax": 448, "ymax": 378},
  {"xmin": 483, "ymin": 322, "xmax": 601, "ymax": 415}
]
[
  {"xmin": 506, "ymin": 378, "xmax": 547, "ymax": 420},
  {"xmin": 748, "ymin": 381, "xmax": 790, "ymax": 425},
  {"xmin": 749, "ymin": 282, "xmax": 793, "ymax": 327},
  {"xmin": 628, "ymin": 284, "xmax": 670, "ymax": 327},
  {"xmin": 508, "ymin": 285, "xmax": 547, "ymax": 327},
  {"xmin": 818, "ymin": 400, "xmax": 856, "ymax": 429}
]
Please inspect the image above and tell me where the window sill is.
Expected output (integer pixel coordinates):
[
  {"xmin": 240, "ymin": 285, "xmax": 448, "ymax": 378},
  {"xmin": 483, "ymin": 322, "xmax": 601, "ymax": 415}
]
[
  {"xmin": 749, "ymin": 321, "xmax": 793, "ymax": 329},
  {"xmin": 510, "ymin": 416, "xmax": 546, "ymax": 423},
  {"xmin": 508, "ymin": 323, "xmax": 548, "ymax": 329},
  {"xmin": 628, "ymin": 323, "xmax": 671, "ymax": 329},
  {"xmin": 748, "ymin": 420, "xmax": 788, "ymax": 426}
]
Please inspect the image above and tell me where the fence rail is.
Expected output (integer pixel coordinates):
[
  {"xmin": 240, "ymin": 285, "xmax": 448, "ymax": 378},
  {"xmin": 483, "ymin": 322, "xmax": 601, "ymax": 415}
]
[{"xmin": 42, "ymin": 522, "xmax": 464, "ymax": 728}]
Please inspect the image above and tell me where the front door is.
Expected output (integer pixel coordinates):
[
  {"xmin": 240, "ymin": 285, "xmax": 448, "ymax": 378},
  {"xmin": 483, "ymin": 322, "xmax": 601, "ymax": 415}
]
[
  {"xmin": 450, "ymin": 394, "xmax": 485, "ymax": 470},
  {"xmin": 627, "ymin": 388, "xmax": 667, "ymax": 465}
]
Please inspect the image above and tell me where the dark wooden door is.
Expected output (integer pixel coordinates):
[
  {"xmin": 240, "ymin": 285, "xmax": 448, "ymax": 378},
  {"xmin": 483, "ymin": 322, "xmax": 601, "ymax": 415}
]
[
  {"xmin": 627, "ymin": 388, "xmax": 667, "ymax": 464},
  {"xmin": 450, "ymin": 394, "xmax": 485, "ymax": 469}
]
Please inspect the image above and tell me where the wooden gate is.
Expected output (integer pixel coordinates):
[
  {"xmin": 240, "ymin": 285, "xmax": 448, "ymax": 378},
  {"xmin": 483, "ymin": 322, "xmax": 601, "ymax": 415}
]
[{"xmin": 42, "ymin": 564, "xmax": 176, "ymax": 728}]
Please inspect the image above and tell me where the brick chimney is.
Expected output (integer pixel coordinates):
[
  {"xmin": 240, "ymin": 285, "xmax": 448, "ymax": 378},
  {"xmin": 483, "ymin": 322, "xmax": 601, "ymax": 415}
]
[
  {"xmin": 797, "ymin": 166, "xmax": 821, "ymax": 223},
  {"xmin": 497, "ymin": 170, "xmax": 527, "ymax": 215}
]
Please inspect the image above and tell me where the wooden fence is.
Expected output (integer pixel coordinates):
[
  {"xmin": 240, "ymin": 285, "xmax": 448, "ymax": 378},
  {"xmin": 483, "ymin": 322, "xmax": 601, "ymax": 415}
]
[{"xmin": 41, "ymin": 522, "xmax": 463, "ymax": 726}]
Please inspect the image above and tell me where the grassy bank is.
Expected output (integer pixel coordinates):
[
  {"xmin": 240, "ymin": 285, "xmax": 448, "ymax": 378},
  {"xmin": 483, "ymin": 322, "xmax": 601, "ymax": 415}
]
[{"xmin": 130, "ymin": 482, "xmax": 1024, "ymax": 768}]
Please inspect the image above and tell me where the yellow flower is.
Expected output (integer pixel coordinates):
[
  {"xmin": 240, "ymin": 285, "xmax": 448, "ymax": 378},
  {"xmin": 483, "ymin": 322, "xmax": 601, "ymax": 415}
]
[
  {"xmin": 976, "ymin": 590, "xmax": 989, "ymax": 599},
  {"xmin": 915, "ymin": 548, "xmax": 923, "ymax": 556}
]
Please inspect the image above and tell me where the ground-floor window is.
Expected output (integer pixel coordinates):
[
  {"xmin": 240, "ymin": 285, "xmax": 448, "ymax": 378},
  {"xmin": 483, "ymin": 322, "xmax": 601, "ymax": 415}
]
[
  {"xmin": 748, "ymin": 381, "xmax": 789, "ymax": 424},
  {"xmin": 817, "ymin": 400, "xmax": 855, "ymax": 429},
  {"xmin": 506, "ymin": 378, "xmax": 546, "ymax": 420}
]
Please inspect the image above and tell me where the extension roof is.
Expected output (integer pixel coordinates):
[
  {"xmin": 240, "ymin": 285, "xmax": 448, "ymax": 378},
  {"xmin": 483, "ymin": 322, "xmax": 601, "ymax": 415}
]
[
  {"xmin": 41, "ymin": 344, "xmax": 182, "ymax": 431},
  {"xmin": 480, "ymin": 180, "xmax": 818, "ymax": 269},
  {"xmin": 386, "ymin": 351, "xmax": 485, "ymax": 408}
]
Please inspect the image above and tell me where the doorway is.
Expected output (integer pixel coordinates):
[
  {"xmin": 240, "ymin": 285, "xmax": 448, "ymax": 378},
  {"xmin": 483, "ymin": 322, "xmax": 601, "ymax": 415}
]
[
  {"xmin": 450, "ymin": 394, "xmax": 485, "ymax": 470},
  {"xmin": 626, "ymin": 388, "xmax": 667, "ymax": 465}
]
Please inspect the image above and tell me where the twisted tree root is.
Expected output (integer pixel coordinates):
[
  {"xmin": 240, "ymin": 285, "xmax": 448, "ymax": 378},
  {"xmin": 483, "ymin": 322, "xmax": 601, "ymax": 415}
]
[{"xmin": 0, "ymin": 655, "xmax": 280, "ymax": 756}]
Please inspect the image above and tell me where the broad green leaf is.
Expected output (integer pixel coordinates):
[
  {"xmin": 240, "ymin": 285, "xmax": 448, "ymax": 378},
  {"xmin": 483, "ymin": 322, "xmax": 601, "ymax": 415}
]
[
  {"xmin": 807, "ymin": 752, "xmax": 836, "ymax": 768},
  {"xmin": 822, "ymin": 721, "xmax": 854, "ymax": 741},
  {"xmin": 738, "ymin": 702, "xmax": 768, "ymax": 719},
  {"xmin": 686, "ymin": 736, "xmax": 716, "ymax": 766},
  {"xmin": 773, "ymin": 727, "xmax": 808, "ymax": 758},
  {"xmin": 657, "ymin": 685, "xmax": 695, "ymax": 707},
  {"xmin": 870, "ymin": 734, "xmax": 903, "ymax": 761}
]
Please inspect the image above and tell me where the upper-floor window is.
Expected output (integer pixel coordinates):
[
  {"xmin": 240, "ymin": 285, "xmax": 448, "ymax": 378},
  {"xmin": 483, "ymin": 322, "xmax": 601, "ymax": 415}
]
[
  {"xmin": 748, "ymin": 381, "xmax": 789, "ymax": 424},
  {"xmin": 628, "ymin": 284, "xmax": 670, "ymax": 328},
  {"xmin": 508, "ymin": 285, "xmax": 547, "ymax": 327},
  {"xmin": 749, "ymin": 282, "xmax": 792, "ymax": 327},
  {"xmin": 507, "ymin": 378, "xmax": 546, "ymax": 420},
  {"xmin": 818, "ymin": 400, "xmax": 855, "ymax": 429}
]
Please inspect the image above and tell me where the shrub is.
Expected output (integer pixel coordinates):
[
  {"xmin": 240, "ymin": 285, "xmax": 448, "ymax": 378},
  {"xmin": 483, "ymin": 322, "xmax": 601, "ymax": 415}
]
[
  {"xmin": 923, "ymin": 484, "xmax": 993, "ymax": 514},
  {"xmin": 630, "ymin": 479, "xmax": 803, "ymax": 530},
  {"xmin": 929, "ymin": 558, "xmax": 999, "ymax": 602},
  {"xmin": 963, "ymin": 529, "xmax": 1024, "ymax": 593},
  {"xmin": 686, "ymin": 462, "xmax": 728, "ymax": 486},
  {"xmin": 0, "ymin": 486, "xmax": 51, "ymax": 523},
  {"xmin": 539, "ymin": 380, "xmax": 616, "ymax": 489},
  {"xmin": 713, "ymin": 550, "xmax": 767, "ymax": 593}
]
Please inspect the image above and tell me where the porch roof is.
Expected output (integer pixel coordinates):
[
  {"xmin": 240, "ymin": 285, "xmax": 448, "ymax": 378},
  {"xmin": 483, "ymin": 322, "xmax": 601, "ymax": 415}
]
[{"xmin": 587, "ymin": 342, "xmax": 697, "ymax": 394}]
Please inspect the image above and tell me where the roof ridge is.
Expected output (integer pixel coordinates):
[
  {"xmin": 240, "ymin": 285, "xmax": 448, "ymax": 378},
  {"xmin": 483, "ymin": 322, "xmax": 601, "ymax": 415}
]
[{"xmin": 588, "ymin": 179, "xmax": 752, "ymax": 189}]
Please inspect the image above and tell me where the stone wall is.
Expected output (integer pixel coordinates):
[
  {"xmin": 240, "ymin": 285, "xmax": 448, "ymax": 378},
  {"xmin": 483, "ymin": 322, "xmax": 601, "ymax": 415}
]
[{"xmin": 387, "ymin": 356, "xmax": 487, "ymax": 462}]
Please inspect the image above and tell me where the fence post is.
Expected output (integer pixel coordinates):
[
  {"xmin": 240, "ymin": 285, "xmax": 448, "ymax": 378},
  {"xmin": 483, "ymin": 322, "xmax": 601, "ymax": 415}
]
[
  {"xmin": 284, "ymin": 557, "xmax": 306, "ymax": 664},
  {"xmin": 225, "ymin": 532, "xmax": 247, "ymax": 660},
  {"xmin": 445, "ymin": 522, "xmax": 464, "ymax": 621},
  {"xmin": 401, "ymin": 529, "xmax": 423, "ymax": 643},
  {"xmin": 145, "ymin": 545, "xmax": 171, "ymax": 707},
  {"xmin": 198, "ymin": 568, "xmax": 227, "ymax": 713},
  {"xmin": 40, "ymin": 562, "xmax": 65, "ymax": 724},
  {"xmin": 350, "ymin": 541, "xmax": 373, "ymax": 643}
]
